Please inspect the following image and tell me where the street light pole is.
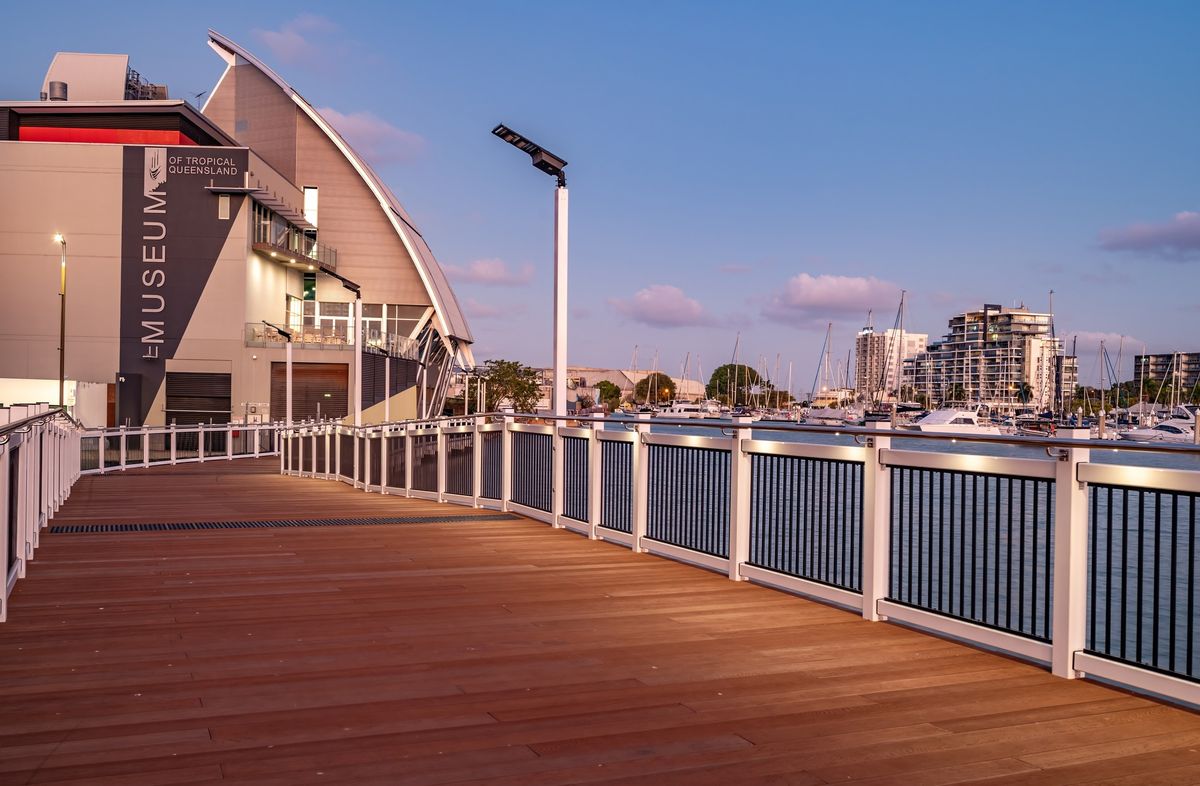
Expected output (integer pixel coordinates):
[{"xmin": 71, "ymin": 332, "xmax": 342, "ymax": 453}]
[
  {"xmin": 262, "ymin": 321, "xmax": 292, "ymax": 428},
  {"xmin": 553, "ymin": 184, "xmax": 568, "ymax": 417},
  {"xmin": 491, "ymin": 124, "xmax": 570, "ymax": 416},
  {"xmin": 53, "ymin": 233, "xmax": 67, "ymax": 408}
]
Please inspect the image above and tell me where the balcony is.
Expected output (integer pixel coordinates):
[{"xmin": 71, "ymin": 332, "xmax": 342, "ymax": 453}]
[
  {"xmin": 253, "ymin": 216, "xmax": 338, "ymax": 273},
  {"xmin": 244, "ymin": 322, "xmax": 419, "ymax": 360}
]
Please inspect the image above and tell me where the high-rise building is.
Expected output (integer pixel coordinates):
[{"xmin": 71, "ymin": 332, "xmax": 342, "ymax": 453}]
[
  {"xmin": 904, "ymin": 304, "xmax": 1069, "ymax": 412},
  {"xmin": 854, "ymin": 328, "xmax": 927, "ymax": 402},
  {"xmin": 1132, "ymin": 352, "xmax": 1200, "ymax": 395}
]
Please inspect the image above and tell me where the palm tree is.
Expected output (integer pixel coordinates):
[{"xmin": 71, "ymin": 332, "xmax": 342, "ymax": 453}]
[{"xmin": 1016, "ymin": 381, "xmax": 1033, "ymax": 405}]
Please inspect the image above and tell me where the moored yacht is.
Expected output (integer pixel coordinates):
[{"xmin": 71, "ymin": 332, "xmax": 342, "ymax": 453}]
[{"xmin": 905, "ymin": 406, "xmax": 1001, "ymax": 435}]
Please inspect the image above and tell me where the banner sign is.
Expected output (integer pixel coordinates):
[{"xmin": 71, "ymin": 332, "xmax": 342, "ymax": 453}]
[{"xmin": 119, "ymin": 146, "xmax": 248, "ymax": 424}]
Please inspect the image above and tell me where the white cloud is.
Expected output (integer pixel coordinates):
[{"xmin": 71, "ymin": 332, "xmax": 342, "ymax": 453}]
[
  {"xmin": 609, "ymin": 284, "xmax": 714, "ymax": 328},
  {"xmin": 464, "ymin": 298, "xmax": 524, "ymax": 320},
  {"xmin": 316, "ymin": 107, "xmax": 426, "ymax": 166},
  {"xmin": 254, "ymin": 14, "xmax": 340, "ymax": 66},
  {"xmin": 763, "ymin": 273, "xmax": 901, "ymax": 327},
  {"xmin": 1100, "ymin": 211, "xmax": 1200, "ymax": 259},
  {"xmin": 444, "ymin": 258, "xmax": 534, "ymax": 286}
]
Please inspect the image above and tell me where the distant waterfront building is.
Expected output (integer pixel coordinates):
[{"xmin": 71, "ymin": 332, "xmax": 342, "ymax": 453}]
[
  {"xmin": 0, "ymin": 34, "xmax": 472, "ymax": 427},
  {"xmin": 1132, "ymin": 352, "xmax": 1200, "ymax": 395},
  {"xmin": 903, "ymin": 304, "xmax": 1071, "ymax": 412},
  {"xmin": 854, "ymin": 328, "xmax": 927, "ymax": 402}
]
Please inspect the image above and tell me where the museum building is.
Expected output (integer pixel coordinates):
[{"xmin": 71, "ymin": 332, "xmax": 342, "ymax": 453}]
[{"xmin": 0, "ymin": 31, "xmax": 473, "ymax": 427}]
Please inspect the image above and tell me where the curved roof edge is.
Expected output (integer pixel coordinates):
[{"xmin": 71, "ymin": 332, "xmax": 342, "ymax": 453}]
[{"xmin": 206, "ymin": 29, "xmax": 473, "ymax": 345}]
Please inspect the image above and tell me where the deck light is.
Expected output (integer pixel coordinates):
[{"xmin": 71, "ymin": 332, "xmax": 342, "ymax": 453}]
[{"xmin": 491, "ymin": 123, "xmax": 570, "ymax": 418}]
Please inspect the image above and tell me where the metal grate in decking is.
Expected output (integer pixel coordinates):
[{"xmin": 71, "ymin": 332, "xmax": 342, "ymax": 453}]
[{"xmin": 49, "ymin": 513, "xmax": 519, "ymax": 534}]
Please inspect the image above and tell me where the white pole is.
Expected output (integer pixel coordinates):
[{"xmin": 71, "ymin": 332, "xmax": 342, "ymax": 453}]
[
  {"xmin": 553, "ymin": 185, "xmax": 569, "ymax": 417},
  {"xmin": 384, "ymin": 353, "xmax": 391, "ymax": 423},
  {"xmin": 285, "ymin": 339, "xmax": 293, "ymax": 428},
  {"xmin": 354, "ymin": 295, "xmax": 363, "ymax": 427}
]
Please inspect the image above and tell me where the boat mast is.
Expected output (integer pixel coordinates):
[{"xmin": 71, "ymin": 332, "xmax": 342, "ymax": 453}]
[
  {"xmin": 809, "ymin": 323, "xmax": 832, "ymax": 405},
  {"xmin": 894, "ymin": 290, "xmax": 906, "ymax": 408}
]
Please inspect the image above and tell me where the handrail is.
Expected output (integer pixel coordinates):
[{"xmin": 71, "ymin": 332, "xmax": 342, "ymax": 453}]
[
  {"xmin": 290, "ymin": 410, "xmax": 1200, "ymax": 458},
  {"xmin": 0, "ymin": 407, "xmax": 80, "ymax": 438}
]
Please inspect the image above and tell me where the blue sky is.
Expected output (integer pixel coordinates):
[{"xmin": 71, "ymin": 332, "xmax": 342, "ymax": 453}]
[{"xmin": 4, "ymin": 2, "xmax": 1198, "ymax": 389}]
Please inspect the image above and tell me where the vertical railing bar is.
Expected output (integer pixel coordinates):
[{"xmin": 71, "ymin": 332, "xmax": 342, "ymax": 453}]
[
  {"xmin": 1154, "ymin": 491, "xmax": 1162, "ymax": 668},
  {"xmin": 1170, "ymin": 493, "xmax": 1179, "ymax": 673},
  {"xmin": 1120, "ymin": 487, "xmax": 1129, "ymax": 660},
  {"xmin": 1189, "ymin": 493, "xmax": 1196, "ymax": 678}
]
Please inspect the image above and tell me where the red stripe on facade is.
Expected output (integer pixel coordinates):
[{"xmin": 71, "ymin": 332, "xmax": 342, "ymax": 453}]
[{"xmin": 17, "ymin": 127, "xmax": 200, "ymax": 146}]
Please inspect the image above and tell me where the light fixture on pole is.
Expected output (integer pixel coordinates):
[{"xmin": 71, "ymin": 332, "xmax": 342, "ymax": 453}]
[
  {"xmin": 52, "ymin": 233, "xmax": 67, "ymax": 408},
  {"xmin": 262, "ymin": 321, "xmax": 293, "ymax": 427},
  {"xmin": 318, "ymin": 268, "xmax": 363, "ymax": 426},
  {"xmin": 491, "ymin": 123, "xmax": 569, "ymax": 416}
]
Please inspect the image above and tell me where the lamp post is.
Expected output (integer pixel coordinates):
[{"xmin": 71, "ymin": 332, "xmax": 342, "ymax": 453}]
[
  {"xmin": 262, "ymin": 321, "xmax": 292, "ymax": 427},
  {"xmin": 52, "ymin": 233, "xmax": 67, "ymax": 408},
  {"xmin": 491, "ymin": 124, "xmax": 569, "ymax": 416},
  {"xmin": 317, "ymin": 268, "xmax": 363, "ymax": 425}
]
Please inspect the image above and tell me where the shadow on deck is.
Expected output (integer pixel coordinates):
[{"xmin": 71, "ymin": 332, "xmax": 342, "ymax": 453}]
[{"xmin": 2, "ymin": 459, "xmax": 1199, "ymax": 785}]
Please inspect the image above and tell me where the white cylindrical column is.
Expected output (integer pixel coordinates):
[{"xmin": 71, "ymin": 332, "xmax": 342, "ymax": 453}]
[
  {"xmin": 285, "ymin": 340, "xmax": 293, "ymax": 428},
  {"xmin": 553, "ymin": 186, "xmax": 568, "ymax": 417}
]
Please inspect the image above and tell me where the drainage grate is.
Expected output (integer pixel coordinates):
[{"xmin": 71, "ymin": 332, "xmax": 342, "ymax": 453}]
[{"xmin": 49, "ymin": 513, "xmax": 518, "ymax": 534}]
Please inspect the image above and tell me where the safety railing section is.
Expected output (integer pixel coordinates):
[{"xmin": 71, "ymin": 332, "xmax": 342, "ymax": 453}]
[
  {"xmin": 748, "ymin": 447, "xmax": 864, "ymax": 593},
  {"xmin": 1079, "ymin": 464, "xmax": 1200, "ymax": 692},
  {"xmin": 887, "ymin": 464, "xmax": 1055, "ymax": 642},
  {"xmin": 646, "ymin": 436, "xmax": 731, "ymax": 560},
  {"xmin": 278, "ymin": 415, "xmax": 1200, "ymax": 707},
  {"xmin": 598, "ymin": 434, "xmax": 634, "ymax": 535},
  {"xmin": 3, "ymin": 404, "xmax": 84, "ymax": 623},
  {"xmin": 79, "ymin": 421, "xmax": 282, "ymax": 476},
  {"xmin": 561, "ymin": 432, "xmax": 589, "ymax": 524}
]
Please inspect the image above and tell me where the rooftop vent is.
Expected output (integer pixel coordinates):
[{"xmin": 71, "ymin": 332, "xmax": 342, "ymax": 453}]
[{"xmin": 47, "ymin": 81, "xmax": 68, "ymax": 101}]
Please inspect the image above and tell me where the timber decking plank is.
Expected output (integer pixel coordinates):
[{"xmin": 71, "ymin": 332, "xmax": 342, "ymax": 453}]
[{"xmin": 1, "ymin": 458, "xmax": 1197, "ymax": 784}]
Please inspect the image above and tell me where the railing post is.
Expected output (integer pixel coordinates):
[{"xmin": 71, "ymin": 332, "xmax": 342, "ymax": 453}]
[
  {"xmin": 501, "ymin": 415, "xmax": 514, "ymax": 512},
  {"xmin": 727, "ymin": 416, "xmax": 753, "ymax": 581},
  {"xmin": 1052, "ymin": 428, "xmax": 1091, "ymax": 679},
  {"xmin": 632, "ymin": 413, "xmax": 651, "ymax": 553},
  {"xmin": 197, "ymin": 423, "xmax": 206, "ymax": 463},
  {"xmin": 380, "ymin": 427, "xmax": 389, "ymax": 495},
  {"xmin": 587, "ymin": 417, "xmax": 603, "ymax": 539},
  {"xmin": 404, "ymin": 426, "xmax": 413, "ymax": 498},
  {"xmin": 226, "ymin": 423, "xmax": 233, "ymax": 461},
  {"xmin": 170, "ymin": 424, "xmax": 177, "ymax": 465},
  {"xmin": 473, "ymin": 416, "xmax": 484, "ymax": 508},
  {"xmin": 253, "ymin": 424, "xmax": 261, "ymax": 458},
  {"xmin": 142, "ymin": 426, "xmax": 149, "ymax": 467},
  {"xmin": 860, "ymin": 421, "xmax": 892, "ymax": 622},
  {"xmin": 363, "ymin": 429, "xmax": 373, "ymax": 492},
  {"xmin": 435, "ymin": 423, "xmax": 446, "ymax": 502},
  {"xmin": 353, "ymin": 430, "xmax": 361, "ymax": 488},
  {"xmin": 324, "ymin": 426, "xmax": 332, "ymax": 479},
  {"xmin": 118, "ymin": 425, "xmax": 127, "ymax": 471},
  {"xmin": 552, "ymin": 417, "xmax": 565, "ymax": 529}
]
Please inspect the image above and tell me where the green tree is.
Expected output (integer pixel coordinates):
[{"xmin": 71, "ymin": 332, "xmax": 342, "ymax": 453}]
[
  {"xmin": 596, "ymin": 380, "xmax": 622, "ymax": 412},
  {"xmin": 1015, "ymin": 381, "xmax": 1033, "ymax": 405},
  {"xmin": 706, "ymin": 364, "xmax": 764, "ymax": 406},
  {"xmin": 481, "ymin": 359, "xmax": 541, "ymax": 413},
  {"xmin": 945, "ymin": 383, "xmax": 967, "ymax": 404},
  {"xmin": 634, "ymin": 372, "xmax": 676, "ymax": 404}
]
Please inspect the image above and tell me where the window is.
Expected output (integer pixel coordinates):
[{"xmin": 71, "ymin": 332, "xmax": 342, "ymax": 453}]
[
  {"xmin": 387, "ymin": 304, "xmax": 427, "ymax": 339},
  {"xmin": 218, "ymin": 193, "xmax": 230, "ymax": 220},
  {"xmin": 303, "ymin": 271, "xmax": 316, "ymax": 301},
  {"xmin": 303, "ymin": 186, "xmax": 319, "ymax": 227}
]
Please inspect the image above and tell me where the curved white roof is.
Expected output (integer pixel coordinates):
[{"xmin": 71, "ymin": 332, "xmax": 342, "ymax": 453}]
[{"xmin": 206, "ymin": 30, "xmax": 473, "ymax": 345}]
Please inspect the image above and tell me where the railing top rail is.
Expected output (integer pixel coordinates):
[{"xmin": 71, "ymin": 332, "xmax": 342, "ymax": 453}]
[
  {"xmin": 331, "ymin": 411, "xmax": 1200, "ymax": 458},
  {"xmin": 1, "ymin": 406, "xmax": 80, "ymax": 438}
]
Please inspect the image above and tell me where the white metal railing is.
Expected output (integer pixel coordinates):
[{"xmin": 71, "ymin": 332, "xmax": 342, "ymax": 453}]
[
  {"xmin": 78, "ymin": 421, "xmax": 285, "ymax": 475},
  {"xmin": 2, "ymin": 404, "xmax": 84, "ymax": 622},
  {"xmin": 279, "ymin": 413, "xmax": 1200, "ymax": 708}
]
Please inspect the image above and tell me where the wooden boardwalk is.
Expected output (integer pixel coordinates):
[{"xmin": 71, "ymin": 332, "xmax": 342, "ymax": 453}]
[{"xmin": 2, "ymin": 460, "xmax": 1199, "ymax": 785}]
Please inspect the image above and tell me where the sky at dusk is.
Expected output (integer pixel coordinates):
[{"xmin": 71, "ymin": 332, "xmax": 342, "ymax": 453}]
[{"xmin": 3, "ymin": 1, "xmax": 1197, "ymax": 391}]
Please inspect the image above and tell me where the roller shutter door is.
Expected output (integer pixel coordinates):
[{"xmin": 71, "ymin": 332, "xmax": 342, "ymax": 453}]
[
  {"xmin": 165, "ymin": 372, "xmax": 231, "ymax": 425},
  {"xmin": 271, "ymin": 362, "xmax": 348, "ymax": 422}
]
